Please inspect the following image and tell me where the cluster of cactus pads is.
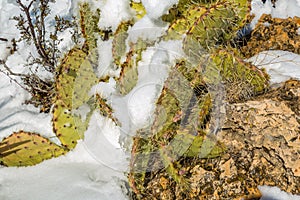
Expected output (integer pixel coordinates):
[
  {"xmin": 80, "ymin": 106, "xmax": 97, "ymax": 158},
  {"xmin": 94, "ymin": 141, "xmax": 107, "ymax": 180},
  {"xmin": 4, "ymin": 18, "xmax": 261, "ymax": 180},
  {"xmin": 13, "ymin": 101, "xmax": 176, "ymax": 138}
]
[
  {"xmin": 128, "ymin": 0, "xmax": 270, "ymax": 198},
  {"xmin": 0, "ymin": 3, "xmax": 103, "ymax": 166},
  {"xmin": 0, "ymin": 0, "xmax": 271, "ymax": 197}
]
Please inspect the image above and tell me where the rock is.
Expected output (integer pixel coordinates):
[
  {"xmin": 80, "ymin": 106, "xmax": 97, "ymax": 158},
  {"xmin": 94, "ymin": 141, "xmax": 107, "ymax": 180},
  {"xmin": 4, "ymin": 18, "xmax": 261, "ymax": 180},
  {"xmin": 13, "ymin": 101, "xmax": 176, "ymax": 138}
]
[
  {"xmin": 130, "ymin": 79, "xmax": 300, "ymax": 199},
  {"xmin": 241, "ymin": 14, "xmax": 300, "ymax": 57}
]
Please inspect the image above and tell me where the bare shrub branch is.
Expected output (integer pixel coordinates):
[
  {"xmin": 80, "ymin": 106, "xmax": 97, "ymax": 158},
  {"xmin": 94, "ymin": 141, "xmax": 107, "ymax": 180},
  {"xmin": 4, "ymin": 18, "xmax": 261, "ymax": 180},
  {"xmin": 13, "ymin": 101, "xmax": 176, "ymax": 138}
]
[{"xmin": 0, "ymin": 0, "xmax": 79, "ymax": 112}]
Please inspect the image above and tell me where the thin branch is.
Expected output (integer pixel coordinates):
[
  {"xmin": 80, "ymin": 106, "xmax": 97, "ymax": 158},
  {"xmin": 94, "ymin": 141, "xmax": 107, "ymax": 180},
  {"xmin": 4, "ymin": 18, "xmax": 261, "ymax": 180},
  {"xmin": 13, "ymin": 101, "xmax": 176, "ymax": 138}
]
[
  {"xmin": 16, "ymin": 0, "xmax": 51, "ymax": 66},
  {"xmin": 0, "ymin": 60, "xmax": 28, "ymax": 91},
  {"xmin": 0, "ymin": 59, "xmax": 24, "ymax": 77},
  {"xmin": 0, "ymin": 38, "xmax": 8, "ymax": 42}
]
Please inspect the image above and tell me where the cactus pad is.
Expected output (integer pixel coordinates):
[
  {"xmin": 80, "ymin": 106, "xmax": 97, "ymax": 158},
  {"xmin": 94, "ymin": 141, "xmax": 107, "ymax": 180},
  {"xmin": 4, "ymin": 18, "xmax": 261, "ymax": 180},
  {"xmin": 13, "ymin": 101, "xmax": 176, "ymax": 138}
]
[
  {"xmin": 112, "ymin": 20, "xmax": 133, "ymax": 66},
  {"xmin": 208, "ymin": 48, "xmax": 269, "ymax": 102},
  {"xmin": 164, "ymin": 1, "xmax": 251, "ymax": 50},
  {"xmin": 96, "ymin": 94, "xmax": 118, "ymax": 125},
  {"xmin": 0, "ymin": 2, "xmax": 109, "ymax": 167},
  {"xmin": 79, "ymin": 2, "xmax": 101, "ymax": 51},
  {"xmin": 0, "ymin": 131, "xmax": 66, "ymax": 166},
  {"xmin": 72, "ymin": 58, "xmax": 98, "ymax": 109},
  {"xmin": 52, "ymin": 100, "xmax": 92, "ymax": 149},
  {"xmin": 115, "ymin": 39, "xmax": 148, "ymax": 95},
  {"xmin": 56, "ymin": 48, "xmax": 87, "ymax": 107}
]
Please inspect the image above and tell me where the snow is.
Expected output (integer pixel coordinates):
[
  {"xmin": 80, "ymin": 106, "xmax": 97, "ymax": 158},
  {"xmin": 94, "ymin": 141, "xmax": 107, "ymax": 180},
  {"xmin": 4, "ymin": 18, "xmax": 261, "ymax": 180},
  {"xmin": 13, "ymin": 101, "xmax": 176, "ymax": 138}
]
[
  {"xmin": 96, "ymin": 39, "xmax": 115, "ymax": 78},
  {"xmin": 91, "ymin": 78, "xmax": 117, "ymax": 99},
  {"xmin": 127, "ymin": 82, "xmax": 160, "ymax": 129},
  {"xmin": 248, "ymin": 50, "xmax": 300, "ymax": 84},
  {"xmin": 0, "ymin": 45, "xmax": 55, "ymax": 145},
  {"xmin": 0, "ymin": 141, "xmax": 127, "ymax": 200},
  {"xmin": 259, "ymin": 185, "xmax": 300, "ymax": 200},
  {"xmin": 0, "ymin": 0, "xmax": 128, "ymax": 199},
  {"xmin": 1, "ymin": 0, "xmax": 300, "ymax": 199},
  {"xmin": 0, "ymin": 1, "xmax": 20, "ymax": 60},
  {"xmin": 250, "ymin": 0, "xmax": 300, "ymax": 29},
  {"xmin": 48, "ymin": 0, "xmax": 72, "ymax": 18},
  {"xmin": 141, "ymin": 0, "xmax": 178, "ymax": 19},
  {"xmin": 127, "ymin": 15, "xmax": 168, "ymax": 43},
  {"xmin": 83, "ymin": 112, "xmax": 127, "ymax": 171},
  {"xmin": 113, "ymin": 40, "xmax": 184, "ymax": 135},
  {"xmin": 97, "ymin": 0, "xmax": 132, "ymax": 32},
  {"xmin": 72, "ymin": 103, "xmax": 91, "ymax": 122}
]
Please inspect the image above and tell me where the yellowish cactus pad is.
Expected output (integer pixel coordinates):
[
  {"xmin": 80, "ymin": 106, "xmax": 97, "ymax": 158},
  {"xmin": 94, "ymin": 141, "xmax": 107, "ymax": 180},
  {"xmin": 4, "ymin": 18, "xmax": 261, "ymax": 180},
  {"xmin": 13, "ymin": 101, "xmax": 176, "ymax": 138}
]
[
  {"xmin": 0, "ymin": 131, "xmax": 66, "ymax": 166},
  {"xmin": 52, "ymin": 100, "xmax": 91, "ymax": 149}
]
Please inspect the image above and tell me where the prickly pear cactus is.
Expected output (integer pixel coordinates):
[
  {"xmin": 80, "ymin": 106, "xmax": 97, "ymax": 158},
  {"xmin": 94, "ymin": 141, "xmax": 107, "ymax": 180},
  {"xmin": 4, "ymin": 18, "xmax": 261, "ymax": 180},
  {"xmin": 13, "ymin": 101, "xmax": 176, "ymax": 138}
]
[
  {"xmin": 53, "ymin": 2, "xmax": 101, "ymax": 150},
  {"xmin": 0, "ymin": 1, "xmax": 273, "ymax": 198},
  {"xmin": 127, "ymin": 0, "xmax": 269, "ymax": 199},
  {"xmin": 55, "ymin": 48, "xmax": 87, "ymax": 108},
  {"xmin": 115, "ymin": 39, "xmax": 149, "ymax": 95},
  {"xmin": 112, "ymin": 20, "xmax": 134, "ymax": 66},
  {"xmin": 128, "ymin": 59, "xmax": 226, "ymax": 197},
  {"xmin": 79, "ymin": 2, "xmax": 101, "ymax": 51},
  {"xmin": 130, "ymin": 1, "xmax": 146, "ymax": 20},
  {"xmin": 0, "ymin": 2, "xmax": 108, "ymax": 166}
]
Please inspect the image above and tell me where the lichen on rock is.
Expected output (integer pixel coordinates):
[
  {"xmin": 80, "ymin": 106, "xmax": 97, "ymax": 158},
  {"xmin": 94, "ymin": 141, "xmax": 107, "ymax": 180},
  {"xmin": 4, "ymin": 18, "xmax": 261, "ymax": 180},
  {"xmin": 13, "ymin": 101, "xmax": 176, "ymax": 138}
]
[{"xmin": 240, "ymin": 14, "xmax": 300, "ymax": 57}]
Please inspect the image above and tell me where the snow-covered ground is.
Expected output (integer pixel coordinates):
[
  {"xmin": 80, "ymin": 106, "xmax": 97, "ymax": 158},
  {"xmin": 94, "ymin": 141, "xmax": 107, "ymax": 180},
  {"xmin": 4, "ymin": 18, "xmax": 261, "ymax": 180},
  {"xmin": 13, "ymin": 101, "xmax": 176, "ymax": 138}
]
[{"xmin": 0, "ymin": 0, "xmax": 300, "ymax": 200}]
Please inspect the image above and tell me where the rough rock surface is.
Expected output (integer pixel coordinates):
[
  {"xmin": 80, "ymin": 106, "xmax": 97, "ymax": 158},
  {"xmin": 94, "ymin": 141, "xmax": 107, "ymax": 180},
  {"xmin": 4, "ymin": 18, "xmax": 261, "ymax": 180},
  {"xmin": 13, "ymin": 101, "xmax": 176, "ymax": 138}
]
[
  {"xmin": 241, "ymin": 14, "xmax": 300, "ymax": 58},
  {"xmin": 216, "ymin": 79, "xmax": 300, "ymax": 198},
  {"xmin": 131, "ymin": 79, "xmax": 300, "ymax": 200}
]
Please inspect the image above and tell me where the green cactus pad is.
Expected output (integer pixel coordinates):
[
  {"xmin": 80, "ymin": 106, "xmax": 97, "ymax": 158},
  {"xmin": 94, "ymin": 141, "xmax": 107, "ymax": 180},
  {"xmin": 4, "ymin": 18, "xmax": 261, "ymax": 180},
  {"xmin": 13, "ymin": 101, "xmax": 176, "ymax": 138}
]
[
  {"xmin": 162, "ymin": 0, "xmax": 218, "ymax": 23},
  {"xmin": 0, "ymin": 139, "xmax": 31, "ymax": 158},
  {"xmin": 116, "ymin": 39, "xmax": 148, "ymax": 95},
  {"xmin": 0, "ymin": 2, "xmax": 106, "ymax": 167},
  {"xmin": 56, "ymin": 49, "xmax": 98, "ymax": 110},
  {"xmin": 165, "ymin": 1, "xmax": 251, "ymax": 50},
  {"xmin": 185, "ymin": 2, "xmax": 237, "ymax": 50},
  {"xmin": 230, "ymin": 0, "xmax": 252, "ymax": 29},
  {"xmin": 54, "ymin": 2, "xmax": 100, "ymax": 150},
  {"xmin": 56, "ymin": 48, "xmax": 87, "ymax": 108},
  {"xmin": 208, "ymin": 48, "xmax": 269, "ymax": 102},
  {"xmin": 72, "ymin": 57, "xmax": 98, "ymax": 110},
  {"xmin": 173, "ymin": 59, "xmax": 205, "ymax": 90},
  {"xmin": 96, "ymin": 94, "xmax": 118, "ymax": 124},
  {"xmin": 129, "ymin": 60, "xmax": 226, "ymax": 195},
  {"xmin": 79, "ymin": 3, "xmax": 101, "ymax": 51},
  {"xmin": 112, "ymin": 20, "xmax": 133, "ymax": 66},
  {"xmin": 0, "ymin": 131, "xmax": 66, "ymax": 166},
  {"xmin": 52, "ymin": 100, "xmax": 90, "ymax": 149}
]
